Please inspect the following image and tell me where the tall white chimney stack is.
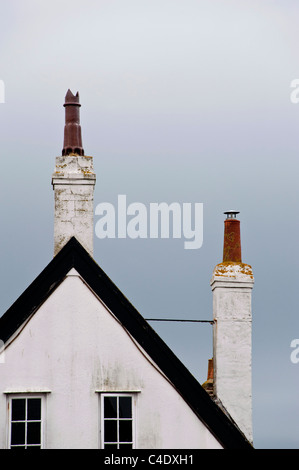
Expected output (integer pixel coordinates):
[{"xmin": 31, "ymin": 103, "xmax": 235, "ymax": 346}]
[
  {"xmin": 52, "ymin": 90, "xmax": 96, "ymax": 257},
  {"xmin": 210, "ymin": 211, "xmax": 254, "ymax": 442}
]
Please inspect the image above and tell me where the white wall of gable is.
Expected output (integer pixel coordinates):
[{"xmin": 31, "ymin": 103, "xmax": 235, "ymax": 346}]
[{"xmin": 0, "ymin": 271, "xmax": 222, "ymax": 449}]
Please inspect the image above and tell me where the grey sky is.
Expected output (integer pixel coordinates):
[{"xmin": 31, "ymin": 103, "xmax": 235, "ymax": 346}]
[{"xmin": 1, "ymin": 0, "xmax": 299, "ymax": 448}]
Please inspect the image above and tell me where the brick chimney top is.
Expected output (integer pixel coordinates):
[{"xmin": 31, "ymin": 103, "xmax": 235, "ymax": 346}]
[
  {"xmin": 62, "ymin": 89, "xmax": 84, "ymax": 156},
  {"xmin": 223, "ymin": 210, "xmax": 242, "ymax": 263}
]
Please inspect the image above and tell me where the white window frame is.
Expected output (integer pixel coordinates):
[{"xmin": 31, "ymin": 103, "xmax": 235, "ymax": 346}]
[
  {"xmin": 100, "ymin": 393, "xmax": 137, "ymax": 449},
  {"xmin": 7, "ymin": 394, "xmax": 46, "ymax": 449}
]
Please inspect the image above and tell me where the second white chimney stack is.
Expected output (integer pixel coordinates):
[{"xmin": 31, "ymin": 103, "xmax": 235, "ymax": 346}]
[{"xmin": 210, "ymin": 212, "xmax": 254, "ymax": 443}]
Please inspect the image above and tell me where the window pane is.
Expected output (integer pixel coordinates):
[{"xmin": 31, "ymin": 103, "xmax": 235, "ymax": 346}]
[
  {"xmin": 104, "ymin": 420, "xmax": 117, "ymax": 442},
  {"xmin": 119, "ymin": 420, "xmax": 132, "ymax": 442},
  {"xmin": 104, "ymin": 397, "xmax": 117, "ymax": 418},
  {"xmin": 102, "ymin": 395, "xmax": 134, "ymax": 448},
  {"xmin": 104, "ymin": 443, "xmax": 118, "ymax": 449},
  {"xmin": 27, "ymin": 422, "xmax": 41, "ymax": 445},
  {"xmin": 12, "ymin": 399, "xmax": 26, "ymax": 421},
  {"xmin": 11, "ymin": 422, "xmax": 25, "ymax": 445},
  {"xmin": 27, "ymin": 399, "xmax": 41, "ymax": 421},
  {"xmin": 119, "ymin": 397, "xmax": 132, "ymax": 418}
]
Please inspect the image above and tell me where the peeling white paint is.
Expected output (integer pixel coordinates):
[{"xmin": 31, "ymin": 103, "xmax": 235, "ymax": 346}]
[{"xmin": 52, "ymin": 155, "xmax": 96, "ymax": 257}]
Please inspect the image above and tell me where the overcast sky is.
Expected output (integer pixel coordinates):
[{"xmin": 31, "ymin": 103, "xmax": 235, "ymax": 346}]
[{"xmin": 1, "ymin": 0, "xmax": 299, "ymax": 449}]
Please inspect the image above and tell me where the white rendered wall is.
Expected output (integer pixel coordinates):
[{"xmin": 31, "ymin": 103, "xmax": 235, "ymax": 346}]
[
  {"xmin": 52, "ymin": 155, "xmax": 96, "ymax": 257},
  {"xmin": 211, "ymin": 263, "xmax": 254, "ymax": 443},
  {"xmin": 0, "ymin": 270, "xmax": 222, "ymax": 449}
]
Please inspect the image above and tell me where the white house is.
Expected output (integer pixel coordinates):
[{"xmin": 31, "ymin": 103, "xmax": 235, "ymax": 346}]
[{"xmin": 0, "ymin": 91, "xmax": 254, "ymax": 450}]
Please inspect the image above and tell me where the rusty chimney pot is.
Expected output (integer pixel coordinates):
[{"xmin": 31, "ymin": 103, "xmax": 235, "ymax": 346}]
[
  {"xmin": 223, "ymin": 210, "xmax": 242, "ymax": 263},
  {"xmin": 202, "ymin": 358, "xmax": 214, "ymax": 397},
  {"xmin": 207, "ymin": 358, "xmax": 214, "ymax": 381},
  {"xmin": 62, "ymin": 89, "xmax": 84, "ymax": 156}
]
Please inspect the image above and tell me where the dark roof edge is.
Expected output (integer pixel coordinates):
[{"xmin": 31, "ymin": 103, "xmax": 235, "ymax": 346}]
[{"xmin": 0, "ymin": 237, "xmax": 253, "ymax": 449}]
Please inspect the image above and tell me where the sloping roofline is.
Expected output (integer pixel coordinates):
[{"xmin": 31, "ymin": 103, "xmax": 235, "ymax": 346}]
[{"xmin": 0, "ymin": 237, "xmax": 253, "ymax": 449}]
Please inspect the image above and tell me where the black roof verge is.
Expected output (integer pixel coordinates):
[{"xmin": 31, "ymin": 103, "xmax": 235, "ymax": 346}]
[{"xmin": 0, "ymin": 237, "xmax": 253, "ymax": 449}]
